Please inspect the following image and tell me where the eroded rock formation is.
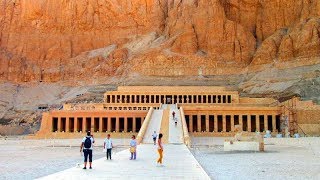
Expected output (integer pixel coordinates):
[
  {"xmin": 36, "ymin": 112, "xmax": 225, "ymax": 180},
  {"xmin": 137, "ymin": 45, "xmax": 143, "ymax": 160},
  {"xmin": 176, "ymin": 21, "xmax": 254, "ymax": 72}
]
[{"xmin": 0, "ymin": 0, "xmax": 319, "ymax": 82}]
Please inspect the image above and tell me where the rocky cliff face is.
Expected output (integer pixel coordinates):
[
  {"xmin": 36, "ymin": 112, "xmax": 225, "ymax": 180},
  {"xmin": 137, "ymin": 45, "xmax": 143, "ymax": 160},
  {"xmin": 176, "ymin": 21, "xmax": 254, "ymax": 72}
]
[{"xmin": 0, "ymin": 0, "xmax": 320, "ymax": 83}]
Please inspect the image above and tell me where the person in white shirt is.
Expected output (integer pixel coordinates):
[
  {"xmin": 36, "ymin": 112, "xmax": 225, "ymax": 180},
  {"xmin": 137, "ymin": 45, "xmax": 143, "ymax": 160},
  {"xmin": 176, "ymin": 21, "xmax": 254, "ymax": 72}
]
[
  {"xmin": 80, "ymin": 131, "xmax": 95, "ymax": 169},
  {"xmin": 152, "ymin": 131, "xmax": 157, "ymax": 145},
  {"xmin": 103, "ymin": 134, "xmax": 113, "ymax": 160}
]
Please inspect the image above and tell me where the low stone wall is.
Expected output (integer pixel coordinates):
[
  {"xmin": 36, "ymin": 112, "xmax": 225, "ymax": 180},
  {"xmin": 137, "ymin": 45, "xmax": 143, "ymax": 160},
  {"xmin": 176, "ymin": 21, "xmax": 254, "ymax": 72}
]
[{"xmin": 224, "ymin": 141, "xmax": 263, "ymax": 152}]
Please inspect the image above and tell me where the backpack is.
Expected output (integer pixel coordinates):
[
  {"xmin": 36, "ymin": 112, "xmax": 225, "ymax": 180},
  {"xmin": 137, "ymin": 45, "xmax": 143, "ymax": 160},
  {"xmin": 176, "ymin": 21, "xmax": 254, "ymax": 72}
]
[{"xmin": 84, "ymin": 137, "xmax": 91, "ymax": 149}]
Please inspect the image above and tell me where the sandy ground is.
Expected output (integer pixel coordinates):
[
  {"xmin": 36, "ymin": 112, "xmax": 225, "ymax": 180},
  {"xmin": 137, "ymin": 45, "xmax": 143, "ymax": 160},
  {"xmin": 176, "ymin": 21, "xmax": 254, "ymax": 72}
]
[
  {"xmin": 190, "ymin": 137, "xmax": 320, "ymax": 180},
  {"xmin": 0, "ymin": 137, "xmax": 129, "ymax": 180},
  {"xmin": 1, "ymin": 137, "xmax": 320, "ymax": 180}
]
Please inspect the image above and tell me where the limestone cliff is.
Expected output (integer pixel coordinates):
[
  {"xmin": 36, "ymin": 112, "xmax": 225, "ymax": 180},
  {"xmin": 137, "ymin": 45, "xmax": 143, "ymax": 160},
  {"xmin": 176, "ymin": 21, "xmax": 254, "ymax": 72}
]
[{"xmin": 0, "ymin": 0, "xmax": 319, "ymax": 82}]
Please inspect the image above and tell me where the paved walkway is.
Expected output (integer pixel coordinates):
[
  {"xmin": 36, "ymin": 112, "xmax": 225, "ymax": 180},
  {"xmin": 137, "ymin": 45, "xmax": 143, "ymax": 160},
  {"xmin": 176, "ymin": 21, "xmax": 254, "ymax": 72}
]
[{"xmin": 38, "ymin": 144, "xmax": 210, "ymax": 179}]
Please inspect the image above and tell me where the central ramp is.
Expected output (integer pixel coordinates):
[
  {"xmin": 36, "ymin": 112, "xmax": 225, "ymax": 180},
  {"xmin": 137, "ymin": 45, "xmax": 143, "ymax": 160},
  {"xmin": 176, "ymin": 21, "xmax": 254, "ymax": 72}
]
[
  {"xmin": 142, "ymin": 109, "xmax": 163, "ymax": 144},
  {"xmin": 168, "ymin": 105, "xmax": 184, "ymax": 144},
  {"xmin": 38, "ymin": 144, "xmax": 210, "ymax": 179}
]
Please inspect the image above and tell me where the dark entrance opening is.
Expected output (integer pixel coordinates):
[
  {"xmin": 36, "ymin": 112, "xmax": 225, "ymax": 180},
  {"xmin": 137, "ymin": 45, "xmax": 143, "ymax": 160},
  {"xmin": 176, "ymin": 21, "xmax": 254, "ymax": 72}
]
[
  {"xmin": 259, "ymin": 115, "xmax": 264, "ymax": 132},
  {"xmin": 136, "ymin": 118, "xmax": 142, "ymax": 132},
  {"xmin": 227, "ymin": 95, "xmax": 232, "ymax": 103},
  {"xmin": 201, "ymin": 115, "xmax": 206, "ymax": 132},
  {"xmin": 242, "ymin": 115, "xmax": 247, "ymax": 131},
  {"xmin": 276, "ymin": 115, "xmax": 281, "ymax": 132},
  {"xmin": 251, "ymin": 115, "xmax": 256, "ymax": 132},
  {"xmin": 111, "ymin": 118, "xmax": 116, "ymax": 132},
  {"xmin": 94, "ymin": 117, "xmax": 99, "ymax": 132},
  {"xmin": 268, "ymin": 115, "xmax": 272, "ymax": 131},
  {"xmin": 52, "ymin": 117, "xmax": 58, "ymax": 132},
  {"xmin": 77, "ymin": 118, "xmax": 83, "ymax": 132},
  {"xmin": 69, "ymin": 118, "xmax": 74, "ymax": 132},
  {"xmin": 234, "ymin": 115, "xmax": 239, "ymax": 126},
  {"xmin": 185, "ymin": 115, "xmax": 190, "ymax": 132},
  {"xmin": 102, "ymin": 118, "xmax": 108, "ymax": 132},
  {"xmin": 61, "ymin": 117, "xmax": 66, "ymax": 132},
  {"xmin": 192, "ymin": 115, "xmax": 198, "ymax": 132},
  {"xmin": 119, "ymin": 118, "xmax": 125, "ymax": 132},
  {"xmin": 128, "ymin": 118, "xmax": 133, "ymax": 132},
  {"xmin": 226, "ymin": 115, "xmax": 231, "ymax": 132},
  {"xmin": 209, "ymin": 115, "xmax": 214, "ymax": 132},
  {"xmin": 218, "ymin": 115, "xmax": 223, "ymax": 132}
]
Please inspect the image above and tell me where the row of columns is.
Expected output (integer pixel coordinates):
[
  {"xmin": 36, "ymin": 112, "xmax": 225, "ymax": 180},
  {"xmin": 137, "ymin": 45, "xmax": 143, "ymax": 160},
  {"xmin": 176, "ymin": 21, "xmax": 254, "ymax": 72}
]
[
  {"xmin": 54, "ymin": 117, "xmax": 144, "ymax": 133},
  {"xmin": 186, "ymin": 114, "xmax": 279, "ymax": 133},
  {"xmin": 105, "ymin": 94, "xmax": 232, "ymax": 104}
]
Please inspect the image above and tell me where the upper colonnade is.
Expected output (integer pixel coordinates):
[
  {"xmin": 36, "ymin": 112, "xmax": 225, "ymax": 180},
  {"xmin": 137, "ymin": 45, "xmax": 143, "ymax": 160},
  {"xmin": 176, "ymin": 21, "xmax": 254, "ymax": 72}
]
[{"xmin": 103, "ymin": 86, "xmax": 240, "ymax": 104}]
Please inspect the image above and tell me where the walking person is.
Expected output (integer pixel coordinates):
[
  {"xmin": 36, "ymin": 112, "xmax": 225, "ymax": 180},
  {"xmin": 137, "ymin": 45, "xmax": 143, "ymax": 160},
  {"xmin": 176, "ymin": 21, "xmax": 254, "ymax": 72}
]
[
  {"xmin": 172, "ymin": 111, "xmax": 175, "ymax": 119},
  {"xmin": 174, "ymin": 117, "xmax": 177, "ymax": 127},
  {"xmin": 152, "ymin": 131, "xmax": 157, "ymax": 145},
  {"xmin": 80, "ymin": 131, "xmax": 95, "ymax": 169},
  {"xmin": 104, "ymin": 134, "xmax": 113, "ymax": 160},
  {"xmin": 157, "ymin": 133, "xmax": 164, "ymax": 166},
  {"xmin": 129, "ymin": 135, "xmax": 137, "ymax": 160}
]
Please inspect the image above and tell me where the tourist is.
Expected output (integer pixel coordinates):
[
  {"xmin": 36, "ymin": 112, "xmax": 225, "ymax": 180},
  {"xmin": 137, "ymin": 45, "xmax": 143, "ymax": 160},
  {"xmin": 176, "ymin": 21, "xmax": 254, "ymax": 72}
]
[
  {"xmin": 104, "ymin": 134, "xmax": 113, "ymax": 160},
  {"xmin": 172, "ymin": 111, "xmax": 175, "ymax": 119},
  {"xmin": 80, "ymin": 131, "xmax": 95, "ymax": 169},
  {"xmin": 157, "ymin": 133, "xmax": 163, "ymax": 166},
  {"xmin": 152, "ymin": 131, "xmax": 157, "ymax": 145},
  {"xmin": 129, "ymin": 135, "xmax": 137, "ymax": 160},
  {"xmin": 174, "ymin": 117, "xmax": 177, "ymax": 126}
]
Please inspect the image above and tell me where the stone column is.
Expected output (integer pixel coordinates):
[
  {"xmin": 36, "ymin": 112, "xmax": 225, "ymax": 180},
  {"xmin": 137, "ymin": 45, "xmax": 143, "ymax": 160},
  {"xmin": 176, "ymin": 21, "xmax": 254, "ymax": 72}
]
[
  {"xmin": 66, "ymin": 117, "xmax": 70, "ymax": 132},
  {"xmin": 99, "ymin": 117, "xmax": 103, "ymax": 132},
  {"xmin": 164, "ymin": 95, "xmax": 166, "ymax": 104},
  {"xmin": 57, "ymin": 117, "xmax": 61, "ymax": 132},
  {"xmin": 200, "ymin": 95, "xmax": 203, "ymax": 103},
  {"xmin": 247, "ymin": 115, "xmax": 251, "ymax": 132},
  {"xmin": 172, "ymin": 97, "xmax": 175, "ymax": 104},
  {"xmin": 197, "ymin": 114, "xmax": 201, "ymax": 132},
  {"xmin": 264, "ymin": 115, "xmax": 268, "ymax": 132},
  {"xmin": 189, "ymin": 115, "xmax": 193, "ymax": 132},
  {"xmin": 205, "ymin": 114, "xmax": 209, "ymax": 132},
  {"xmin": 74, "ymin": 117, "xmax": 78, "ymax": 132},
  {"xmin": 216, "ymin": 95, "xmax": 218, "ymax": 103},
  {"xmin": 139, "ymin": 95, "xmax": 142, "ymax": 103},
  {"xmin": 124, "ymin": 117, "xmax": 128, "ymax": 132},
  {"xmin": 239, "ymin": 115, "xmax": 243, "ymax": 131},
  {"xmin": 256, "ymin": 115, "xmax": 260, "ymax": 132},
  {"xmin": 133, "ymin": 117, "xmax": 137, "ymax": 133},
  {"xmin": 177, "ymin": 96, "xmax": 180, "ymax": 104},
  {"xmin": 191, "ymin": 95, "xmax": 194, "ymax": 103},
  {"xmin": 206, "ymin": 95, "xmax": 208, "ymax": 103},
  {"xmin": 115, "ymin": 117, "xmax": 119, "ymax": 132},
  {"xmin": 272, "ymin": 115, "xmax": 276, "ymax": 132},
  {"xmin": 214, "ymin": 115, "xmax": 218, "ymax": 132},
  {"xmin": 222, "ymin": 114, "xmax": 226, "ymax": 132},
  {"xmin": 149, "ymin": 95, "xmax": 152, "ymax": 103},
  {"xmin": 107, "ymin": 118, "xmax": 111, "ymax": 132},
  {"xmin": 231, "ymin": 115, "xmax": 235, "ymax": 132}
]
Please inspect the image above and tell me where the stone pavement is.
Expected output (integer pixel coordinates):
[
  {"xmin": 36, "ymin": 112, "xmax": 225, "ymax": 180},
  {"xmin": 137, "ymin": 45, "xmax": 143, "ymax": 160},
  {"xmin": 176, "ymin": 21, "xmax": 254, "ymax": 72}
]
[{"xmin": 38, "ymin": 144, "xmax": 210, "ymax": 179}]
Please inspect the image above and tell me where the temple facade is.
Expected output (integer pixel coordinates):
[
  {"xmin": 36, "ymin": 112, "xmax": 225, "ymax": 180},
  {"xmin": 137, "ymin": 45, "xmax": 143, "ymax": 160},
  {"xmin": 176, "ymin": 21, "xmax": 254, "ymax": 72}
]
[{"xmin": 35, "ymin": 86, "xmax": 312, "ymax": 139}]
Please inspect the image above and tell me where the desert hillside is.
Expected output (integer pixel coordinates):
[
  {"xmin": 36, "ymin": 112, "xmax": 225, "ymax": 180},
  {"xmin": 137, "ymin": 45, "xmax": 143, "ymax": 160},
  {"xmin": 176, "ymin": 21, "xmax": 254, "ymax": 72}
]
[{"xmin": 0, "ymin": 0, "xmax": 319, "ymax": 134}]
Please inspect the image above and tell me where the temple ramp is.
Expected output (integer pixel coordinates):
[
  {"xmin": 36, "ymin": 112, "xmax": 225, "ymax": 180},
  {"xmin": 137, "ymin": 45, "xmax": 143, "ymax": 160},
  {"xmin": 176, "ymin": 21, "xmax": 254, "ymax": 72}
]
[
  {"xmin": 142, "ymin": 110, "xmax": 163, "ymax": 144},
  {"xmin": 168, "ymin": 105, "xmax": 184, "ymax": 144}
]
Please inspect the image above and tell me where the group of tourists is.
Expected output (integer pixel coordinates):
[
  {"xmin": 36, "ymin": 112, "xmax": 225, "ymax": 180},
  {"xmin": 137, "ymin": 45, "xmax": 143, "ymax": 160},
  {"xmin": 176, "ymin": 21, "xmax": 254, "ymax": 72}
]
[{"xmin": 80, "ymin": 131, "xmax": 164, "ymax": 169}]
